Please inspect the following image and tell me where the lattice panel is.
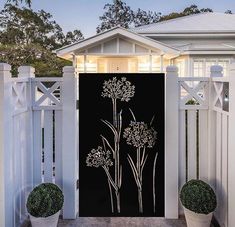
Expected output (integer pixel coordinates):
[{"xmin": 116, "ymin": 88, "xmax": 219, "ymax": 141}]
[
  {"xmin": 32, "ymin": 80, "xmax": 62, "ymax": 110},
  {"xmin": 212, "ymin": 81, "xmax": 229, "ymax": 112},
  {"xmin": 12, "ymin": 81, "xmax": 27, "ymax": 115},
  {"xmin": 179, "ymin": 80, "xmax": 209, "ymax": 109},
  {"xmin": 213, "ymin": 82, "xmax": 224, "ymax": 109}
]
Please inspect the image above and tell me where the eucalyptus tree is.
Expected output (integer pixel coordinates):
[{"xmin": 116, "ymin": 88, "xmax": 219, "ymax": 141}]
[
  {"xmin": 7, "ymin": 0, "xmax": 31, "ymax": 7},
  {"xmin": 0, "ymin": 4, "xmax": 84, "ymax": 76},
  {"xmin": 96, "ymin": 0, "xmax": 135, "ymax": 33}
]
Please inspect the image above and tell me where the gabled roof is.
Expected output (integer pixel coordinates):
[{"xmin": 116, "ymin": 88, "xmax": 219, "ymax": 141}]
[
  {"xmin": 132, "ymin": 13, "xmax": 235, "ymax": 34},
  {"xmin": 55, "ymin": 27, "xmax": 180, "ymax": 59}
]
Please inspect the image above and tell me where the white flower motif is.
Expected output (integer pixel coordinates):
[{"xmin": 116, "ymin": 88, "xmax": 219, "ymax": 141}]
[
  {"xmin": 101, "ymin": 77, "xmax": 135, "ymax": 102},
  {"xmin": 86, "ymin": 146, "xmax": 113, "ymax": 168},
  {"xmin": 123, "ymin": 121, "xmax": 157, "ymax": 148}
]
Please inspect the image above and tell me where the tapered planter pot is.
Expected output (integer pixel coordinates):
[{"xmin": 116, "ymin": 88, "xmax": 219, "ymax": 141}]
[
  {"xmin": 27, "ymin": 183, "xmax": 64, "ymax": 227},
  {"xmin": 29, "ymin": 211, "xmax": 60, "ymax": 227},
  {"xmin": 184, "ymin": 207, "xmax": 213, "ymax": 227},
  {"xmin": 180, "ymin": 180, "xmax": 216, "ymax": 227}
]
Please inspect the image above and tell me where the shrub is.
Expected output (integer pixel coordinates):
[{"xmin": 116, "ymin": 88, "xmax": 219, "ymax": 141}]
[
  {"xmin": 26, "ymin": 183, "xmax": 64, "ymax": 218},
  {"xmin": 180, "ymin": 179, "xmax": 216, "ymax": 214}
]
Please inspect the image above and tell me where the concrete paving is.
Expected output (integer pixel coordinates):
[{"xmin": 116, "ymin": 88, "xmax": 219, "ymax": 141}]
[{"xmin": 58, "ymin": 217, "xmax": 187, "ymax": 227}]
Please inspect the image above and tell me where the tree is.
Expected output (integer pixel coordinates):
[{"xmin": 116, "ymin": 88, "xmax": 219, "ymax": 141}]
[
  {"xmin": 134, "ymin": 9, "xmax": 161, "ymax": 27},
  {"xmin": 0, "ymin": 4, "xmax": 84, "ymax": 76},
  {"xmin": 96, "ymin": 0, "xmax": 134, "ymax": 33},
  {"xmin": 97, "ymin": 2, "xmax": 215, "ymax": 32},
  {"xmin": 0, "ymin": 44, "xmax": 68, "ymax": 76},
  {"xmin": 159, "ymin": 5, "xmax": 213, "ymax": 21},
  {"xmin": 6, "ymin": 0, "xmax": 31, "ymax": 7},
  {"xmin": 63, "ymin": 29, "xmax": 84, "ymax": 46},
  {"xmin": 0, "ymin": 4, "xmax": 84, "ymax": 49}
]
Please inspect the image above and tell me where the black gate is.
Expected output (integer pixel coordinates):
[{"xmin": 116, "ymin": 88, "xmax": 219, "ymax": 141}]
[{"xmin": 79, "ymin": 73, "xmax": 165, "ymax": 217}]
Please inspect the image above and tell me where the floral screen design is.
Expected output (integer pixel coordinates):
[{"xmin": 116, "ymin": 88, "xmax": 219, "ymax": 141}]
[{"xmin": 79, "ymin": 73, "xmax": 165, "ymax": 217}]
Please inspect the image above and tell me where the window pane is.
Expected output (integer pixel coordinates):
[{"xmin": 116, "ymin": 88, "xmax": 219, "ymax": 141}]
[
  {"xmin": 193, "ymin": 59, "xmax": 204, "ymax": 77},
  {"xmin": 218, "ymin": 59, "xmax": 230, "ymax": 76}
]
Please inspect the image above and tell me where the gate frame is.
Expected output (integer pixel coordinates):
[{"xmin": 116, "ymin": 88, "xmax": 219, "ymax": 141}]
[{"xmin": 165, "ymin": 66, "xmax": 179, "ymax": 218}]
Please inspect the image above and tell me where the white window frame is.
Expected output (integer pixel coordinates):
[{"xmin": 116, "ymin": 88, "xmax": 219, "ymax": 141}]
[{"xmin": 192, "ymin": 58, "xmax": 231, "ymax": 77}]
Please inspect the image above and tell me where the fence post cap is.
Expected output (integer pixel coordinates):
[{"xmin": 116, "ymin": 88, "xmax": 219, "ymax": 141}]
[
  {"xmin": 18, "ymin": 66, "xmax": 35, "ymax": 78},
  {"xmin": 166, "ymin": 65, "xmax": 178, "ymax": 73},
  {"xmin": 63, "ymin": 66, "xmax": 75, "ymax": 73},
  {"xmin": 210, "ymin": 65, "xmax": 223, "ymax": 73},
  {"xmin": 210, "ymin": 65, "xmax": 223, "ymax": 77},
  {"xmin": 0, "ymin": 63, "xmax": 11, "ymax": 71}
]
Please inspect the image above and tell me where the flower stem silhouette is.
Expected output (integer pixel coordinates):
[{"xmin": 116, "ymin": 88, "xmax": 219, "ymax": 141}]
[
  {"xmin": 124, "ymin": 111, "xmax": 157, "ymax": 213},
  {"xmin": 86, "ymin": 145, "xmax": 115, "ymax": 212},
  {"xmin": 101, "ymin": 77, "xmax": 135, "ymax": 213}
]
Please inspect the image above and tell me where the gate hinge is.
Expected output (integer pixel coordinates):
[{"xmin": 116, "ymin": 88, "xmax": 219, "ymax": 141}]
[
  {"xmin": 77, "ymin": 179, "xmax": 79, "ymax": 189},
  {"xmin": 76, "ymin": 100, "xmax": 79, "ymax": 109}
]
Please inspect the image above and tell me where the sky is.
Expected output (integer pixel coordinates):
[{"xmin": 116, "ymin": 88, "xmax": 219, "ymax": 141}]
[{"xmin": 1, "ymin": 0, "xmax": 235, "ymax": 37}]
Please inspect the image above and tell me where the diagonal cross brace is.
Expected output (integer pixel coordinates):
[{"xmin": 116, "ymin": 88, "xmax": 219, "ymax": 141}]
[
  {"xmin": 181, "ymin": 81, "xmax": 207, "ymax": 106},
  {"xmin": 35, "ymin": 82, "xmax": 61, "ymax": 107}
]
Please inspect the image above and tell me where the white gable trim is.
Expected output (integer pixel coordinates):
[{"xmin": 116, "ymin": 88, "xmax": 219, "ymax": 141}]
[{"xmin": 55, "ymin": 27, "xmax": 180, "ymax": 58}]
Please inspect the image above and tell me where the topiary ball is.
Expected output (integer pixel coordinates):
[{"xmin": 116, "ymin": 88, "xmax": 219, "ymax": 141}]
[
  {"xmin": 180, "ymin": 179, "xmax": 216, "ymax": 214},
  {"xmin": 26, "ymin": 183, "xmax": 64, "ymax": 218}
]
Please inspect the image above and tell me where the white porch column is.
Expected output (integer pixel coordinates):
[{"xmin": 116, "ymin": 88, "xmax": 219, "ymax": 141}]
[
  {"xmin": 165, "ymin": 66, "xmax": 179, "ymax": 218},
  {"xmin": 0, "ymin": 63, "xmax": 13, "ymax": 227},
  {"xmin": 84, "ymin": 55, "xmax": 87, "ymax": 73},
  {"xmin": 149, "ymin": 54, "xmax": 152, "ymax": 73},
  {"xmin": 160, "ymin": 54, "xmax": 164, "ymax": 73},
  {"xmin": 62, "ymin": 66, "xmax": 78, "ymax": 219},
  {"xmin": 72, "ymin": 55, "xmax": 77, "ymax": 69}
]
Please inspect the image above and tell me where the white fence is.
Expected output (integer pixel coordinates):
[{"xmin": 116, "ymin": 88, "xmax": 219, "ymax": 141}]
[
  {"xmin": 0, "ymin": 65, "xmax": 78, "ymax": 227},
  {"xmin": 178, "ymin": 64, "xmax": 235, "ymax": 227},
  {"xmin": 0, "ymin": 63, "xmax": 235, "ymax": 227}
]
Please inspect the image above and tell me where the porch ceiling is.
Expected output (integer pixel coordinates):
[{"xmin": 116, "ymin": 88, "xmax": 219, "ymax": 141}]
[{"xmin": 55, "ymin": 27, "xmax": 180, "ymax": 60}]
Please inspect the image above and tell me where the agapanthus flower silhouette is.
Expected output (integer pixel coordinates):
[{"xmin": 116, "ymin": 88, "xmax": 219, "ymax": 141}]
[
  {"xmin": 123, "ymin": 114, "xmax": 157, "ymax": 213},
  {"xmin": 86, "ymin": 146, "xmax": 113, "ymax": 168},
  {"xmin": 97, "ymin": 76, "xmax": 135, "ymax": 213},
  {"xmin": 101, "ymin": 77, "xmax": 135, "ymax": 102},
  {"xmin": 123, "ymin": 121, "xmax": 157, "ymax": 149},
  {"xmin": 86, "ymin": 144, "xmax": 116, "ymax": 213}
]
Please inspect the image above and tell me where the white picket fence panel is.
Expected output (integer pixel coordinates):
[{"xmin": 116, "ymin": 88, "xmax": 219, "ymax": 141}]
[
  {"xmin": 0, "ymin": 65, "xmax": 78, "ymax": 227},
  {"xmin": 0, "ymin": 63, "xmax": 235, "ymax": 227},
  {"xmin": 178, "ymin": 65, "xmax": 235, "ymax": 227}
]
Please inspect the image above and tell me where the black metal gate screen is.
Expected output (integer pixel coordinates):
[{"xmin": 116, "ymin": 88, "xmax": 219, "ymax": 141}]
[{"xmin": 79, "ymin": 73, "xmax": 165, "ymax": 217}]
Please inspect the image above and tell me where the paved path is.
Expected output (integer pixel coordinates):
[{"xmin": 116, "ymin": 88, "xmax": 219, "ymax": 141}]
[{"xmin": 58, "ymin": 217, "xmax": 187, "ymax": 227}]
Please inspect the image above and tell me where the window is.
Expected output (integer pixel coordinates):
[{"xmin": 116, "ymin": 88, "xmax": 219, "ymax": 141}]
[
  {"xmin": 193, "ymin": 59, "xmax": 204, "ymax": 77},
  {"xmin": 193, "ymin": 58, "xmax": 230, "ymax": 77}
]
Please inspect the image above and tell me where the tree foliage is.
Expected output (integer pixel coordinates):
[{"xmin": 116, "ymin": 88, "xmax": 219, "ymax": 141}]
[
  {"xmin": 0, "ymin": 4, "xmax": 84, "ymax": 76},
  {"xmin": 159, "ymin": 4, "xmax": 213, "ymax": 21},
  {"xmin": 134, "ymin": 9, "xmax": 161, "ymax": 27},
  {"xmin": 96, "ymin": 0, "xmax": 134, "ymax": 33},
  {"xmin": 7, "ymin": 0, "xmax": 31, "ymax": 7},
  {"xmin": 97, "ymin": 2, "xmax": 220, "ymax": 32}
]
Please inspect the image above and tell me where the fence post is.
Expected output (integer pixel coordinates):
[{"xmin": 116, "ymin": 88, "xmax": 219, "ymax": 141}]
[
  {"xmin": 18, "ymin": 66, "xmax": 35, "ymax": 190},
  {"xmin": 0, "ymin": 63, "xmax": 13, "ymax": 227},
  {"xmin": 165, "ymin": 66, "xmax": 178, "ymax": 218},
  {"xmin": 62, "ymin": 66, "xmax": 78, "ymax": 219},
  {"xmin": 228, "ymin": 63, "xmax": 235, "ymax": 227},
  {"xmin": 208, "ymin": 66, "xmax": 223, "ymax": 189}
]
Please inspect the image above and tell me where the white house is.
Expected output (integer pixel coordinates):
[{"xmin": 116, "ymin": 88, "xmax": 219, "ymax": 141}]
[
  {"xmin": 1, "ymin": 12, "xmax": 235, "ymax": 227},
  {"xmin": 55, "ymin": 12, "xmax": 235, "ymax": 77}
]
